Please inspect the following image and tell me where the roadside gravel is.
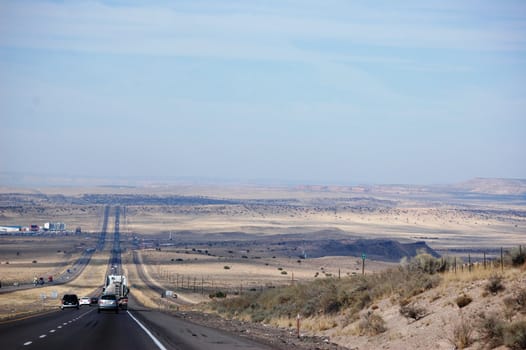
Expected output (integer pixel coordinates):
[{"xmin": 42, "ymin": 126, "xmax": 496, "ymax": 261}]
[{"xmin": 175, "ymin": 310, "xmax": 350, "ymax": 350}]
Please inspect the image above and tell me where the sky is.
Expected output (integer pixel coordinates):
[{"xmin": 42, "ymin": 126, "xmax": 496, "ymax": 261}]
[{"xmin": 0, "ymin": 0, "xmax": 525, "ymax": 185}]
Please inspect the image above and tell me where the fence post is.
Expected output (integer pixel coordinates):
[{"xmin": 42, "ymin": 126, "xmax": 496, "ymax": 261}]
[
  {"xmin": 296, "ymin": 314, "xmax": 301, "ymax": 338},
  {"xmin": 484, "ymin": 252, "xmax": 486, "ymax": 270},
  {"xmin": 468, "ymin": 254, "xmax": 471, "ymax": 273},
  {"xmin": 500, "ymin": 247, "xmax": 504, "ymax": 272}
]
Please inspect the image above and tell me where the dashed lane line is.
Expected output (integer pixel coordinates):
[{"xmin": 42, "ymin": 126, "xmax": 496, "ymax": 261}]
[{"xmin": 21, "ymin": 308, "xmax": 94, "ymax": 347}]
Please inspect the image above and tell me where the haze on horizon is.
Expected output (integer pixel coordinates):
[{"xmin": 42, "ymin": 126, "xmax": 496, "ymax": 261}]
[{"xmin": 1, "ymin": 0, "xmax": 525, "ymax": 186}]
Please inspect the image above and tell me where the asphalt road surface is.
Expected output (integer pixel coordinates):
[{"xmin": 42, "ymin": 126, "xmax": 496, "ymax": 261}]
[
  {"xmin": 1, "ymin": 206, "xmax": 276, "ymax": 349},
  {"xmin": 0, "ymin": 299, "xmax": 276, "ymax": 350}
]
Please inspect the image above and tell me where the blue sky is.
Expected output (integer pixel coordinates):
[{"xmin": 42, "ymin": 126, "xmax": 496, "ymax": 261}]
[{"xmin": 0, "ymin": 0, "xmax": 525, "ymax": 185}]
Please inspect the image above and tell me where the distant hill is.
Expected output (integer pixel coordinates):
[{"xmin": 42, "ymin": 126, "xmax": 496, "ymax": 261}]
[
  {"xmin": 308, "ymin": 239, "xmax": 440, "ymax": 262},
  {"xmin": 293, "ymin": 178, "xmax": 526, "ymax": 197},
  {"xmin": 453, "ymin": 178, "xmax": 526, "ymax": 195}
]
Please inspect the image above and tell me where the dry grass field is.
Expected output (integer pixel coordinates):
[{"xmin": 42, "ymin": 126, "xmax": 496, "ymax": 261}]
[
  {"xmin": 0, "ymin": 236, "xmax": 91, "ymax": 286},
  {"xmin": 124, "ymin": 203, "xmax": 524, "ymax": 250},
  {"xmin": 0, "ymin": 181, "xmax": 525, "ymax": 348},
  {"xmin": 0, "ymin": 251, "xmax": 108, "ymax": 321},
  {"xmin": 1, "ymin": 182, "xmax": 524, "ymax": 294},
  {"xmin": 1, "ymin": 183, "xmax": 524, "ymax": 253},
  {"xmin": 139, "ymin": 248, "xmax": 396, "ymax": 298}
]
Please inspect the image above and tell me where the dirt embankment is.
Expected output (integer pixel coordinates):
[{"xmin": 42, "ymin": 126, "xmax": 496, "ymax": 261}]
[{"xmin": 173, "ymin": 310, "xmax": 350, "ymax": 350}]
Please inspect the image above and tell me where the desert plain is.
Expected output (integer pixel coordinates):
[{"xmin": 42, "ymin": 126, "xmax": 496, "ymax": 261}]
[
  {"xmin": 0, "ymin": 179, "xmax": 525, "ymax": 349},
  {"xmin": 1, "ymin": 180, "xmax": 525, "ymax": 288}
]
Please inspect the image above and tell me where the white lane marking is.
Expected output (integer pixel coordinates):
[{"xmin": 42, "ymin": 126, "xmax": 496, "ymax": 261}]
[
  {"xmin": 127, "ymin": 311, "xmax": 167, "ymax": 350},
  {"xmin": 19, "ymin": 309, "xmax": 94, "ymax": 347}
]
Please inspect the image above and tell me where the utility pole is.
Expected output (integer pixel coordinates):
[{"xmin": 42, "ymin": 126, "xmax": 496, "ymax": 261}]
[{"xmin": 361, "ymin": 253, "xmax": 366, "ymax": 275}]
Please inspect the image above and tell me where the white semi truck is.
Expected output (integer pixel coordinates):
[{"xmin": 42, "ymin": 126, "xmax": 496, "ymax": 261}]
[{"xmin": 103, "ymin": 275, "xmax": 129, "ymax": 309}]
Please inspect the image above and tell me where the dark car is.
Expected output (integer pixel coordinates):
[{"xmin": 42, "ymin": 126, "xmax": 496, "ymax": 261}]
[
  {"xmin": 90, "ymin": 297, "xmax": 98, "ymax": 306},
  {"xmin": 61, "ymin": 294, "xmax": 79, "ymax": 310},
  {"xmin": 98, "ymin": 294, "xmax": 118, "ymax": 313},
  {"xmin": 118, "ymin": 296, "xmax": 128, "ymax": 310}
]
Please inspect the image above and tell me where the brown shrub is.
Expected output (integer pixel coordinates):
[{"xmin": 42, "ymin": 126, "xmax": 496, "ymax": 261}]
[
  {"xmin": 449, "ymin": 317, "xmax": 474, "ymax": 349},
  {"xmin": 400, "ymin": 303, "xmax": 427, "ymax": 321},
  {"xmin": 478, "ymin": 313, "xmax": 504, "ymax": 349},
  {"xmin": 455, "ymin": 294, "xmax": 472, "ymax": 308},
  {"xmin": 357, "ymin": 312, "xmax": 386, "ymax": 336},
  {"xmin": 504, "ymin": 320, "xmax": 526, "ymax": 350},
  {"xmin": 514, "ymin": 288, "xmax": 526, "ymax": 313},
  {"xmin": 486, "ymin": 274, "xmax": 505, "ymax": 294}
]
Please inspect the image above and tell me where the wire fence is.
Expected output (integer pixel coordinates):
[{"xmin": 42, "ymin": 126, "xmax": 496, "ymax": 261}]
[{"xmin": 151, "ymin": 244, "xmax": 525, "ymax": 297}]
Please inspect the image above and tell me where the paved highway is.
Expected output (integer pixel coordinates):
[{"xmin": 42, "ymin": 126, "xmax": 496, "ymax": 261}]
[
  {"xmin": 1, "ymin": 206, "xmax": 277, "ymax": 349},
  {"xmin": 0, "ymin": 206, "xmax": 111, "ymax": 294},
  {"xmin": 0, "ymin": 300, "xmax": 275, "ymax": 350}
]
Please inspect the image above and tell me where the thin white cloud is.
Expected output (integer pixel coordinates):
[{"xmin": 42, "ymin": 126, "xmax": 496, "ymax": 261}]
[{"xmin": 1, "ymin": 0, "xmax": 524, "ymax": 64}]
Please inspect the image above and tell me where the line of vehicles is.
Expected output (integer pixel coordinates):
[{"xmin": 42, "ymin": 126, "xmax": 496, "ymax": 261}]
[{"xmin": 60, "ymin": 274, "xmax": 129, "ymax": 313}]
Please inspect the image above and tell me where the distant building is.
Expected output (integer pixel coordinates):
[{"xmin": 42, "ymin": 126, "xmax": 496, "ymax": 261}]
[
  {"xmin": 43, "ymin": 222, "xmax": 66, "ymax": 231},
  {"xmin": 0, "ymin": 226, "xmax": 21, "ymax": 233}
]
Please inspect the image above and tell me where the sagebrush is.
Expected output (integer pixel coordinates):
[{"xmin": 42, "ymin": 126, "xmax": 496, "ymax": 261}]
[{"xmin": 209, "ymin": 255, "xmax": 440, "ymax": 323}]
